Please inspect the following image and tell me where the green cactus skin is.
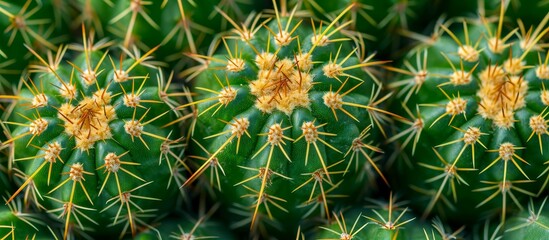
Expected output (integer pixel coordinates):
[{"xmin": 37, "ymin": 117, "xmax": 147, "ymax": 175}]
[
  {"xmin": 181, "ymin": 1, "xmax": 395, "ymax": 237},
  {"xmin": 505, "ymin": 0, "xmax": 549, "ymax": 28},
  {"xmin": 180, "ymin": 2, "xmax": 399, "ymax": 238},
  {"xmin": 315, "ymin": 193, "xmax": 464, "ymax": 240},
  {"xmin": 0, "ymin": 197, "xmax": 56, "ymax": 240},
  {"xmin": 437, "ymin": 0, "xmax": 501, "ymax": 18},
  {"xmin": 470, "ymin": 220, "xmax": 504, "ymax": 240},
  {"xmin": 389, "ymin": 4, "xmax": 549, "ymax": 225},
  {"xmin": 0, "ymin": 163, "xmax": 10, "ymax": 194},
  {"xmin": 503, "ymin": 196, "xmax": 549, "ymax": 240},
  {"xmin": 133, "ymin": 211, "xmax": 237, "ymax": 240},
  {"xmin": 0, "ymin": 0, "xmax": 72, "ymax": 100},
  {"xmin": 75, "ymin": 0, "xmax": 269, "ymax": 67},
  {"xmin": 0, "ymin": 0, "xmax": 71, "ymax": 75},
  {"xmin": 441, "ymin": 0, "xmax": 549, "ymax": 28},
  {"xmin": 0, "ymin": 32, "xmax": 187, "ymax": 239},
  {"xmin": 290, "ymin": 0, "xmax": 433, "ymax": 53}
]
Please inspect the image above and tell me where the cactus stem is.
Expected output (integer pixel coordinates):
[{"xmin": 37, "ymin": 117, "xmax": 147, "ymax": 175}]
[
  {"xmin": 536, "ymin": 51, "xmax": 549, "ymax": 80},
  {"xmin": 344, "ymin": 125, "xmax": 388, "ymax": 185},
  {"xmin": 183, "ymin": 118, "xmax": 250, "ymax": 187},
  {"xmin": 96, "ymin": 151, "xmax": 145, "ymax": 197},
  {"xmin": 430, "ymin": 217, "xmax": 466, "ymax": 239},
  {"xmin": 250, "ymin": 143, "xmax": 276, "ymax": 229},
  {"xmin": 297, "ymin": 180, "xmax": 346, "ymax": 220},
  {"xmin": 6, "ymin": 147, "xmax": 60, "ymax": 205},
  {"xmin": 0, "ymin": 0, "xmax": 56, "ymax": 50},
  {"xmin": 107, "ymin": 45, "xmax": 160, "ymax": 83},
  {"xmin": 419, "ymin": 148, "xmax": 477, "ymax": 219},
  {"xmin": 517, "ymin": 12, "xmax": 549, "ymax": 51},
  {"xmin": 387, "ymin": 49, "xmax": 428, "ymax": 104},
  {"xmin": 235, "ymin": 166, "xmax": 291, "ymax": 188},
  {"xmin": 294, "ymin": 121, "xmax": 339, "ymax": 183},
  {"xmin": 438, "ymin": 53, "xmax": 478, "ymax": 87},
  {"xmin": 218, "ymin": 9, "xmax": 264, "ymax": 43},
  {"xmin": 0, "ymin": 224, "xmax": 14, "ymax": 239},
  {"xmin": 320, "ymin": 211, "xmax": 368, "ymax": 239},
  {"xmin": 481, "ymin": 143, "xmax": 530, "ymax": 179},
  {"xmin": 365, "ymin": 192, "xmax": 416, "ymax": 230},
  {"xmin": 102, "ymin": 181, "xmax": 159, "ymax": 238},
  {"xmin": 435, "ymin": 126, "xmax": 487, "ymax": 168},
  {"xmin": 387, "ymin": 104, "xmax": 423, "ymax": 156},
  {"xmin": 168, "ymin": 210, "xmax": 213, "ymax": 240},
  {"xmin": 241, "ymin": 185, "xmax": 287, "ymax": 230},
  {"xmin": 46, "ymin": 195, "xmax": 97, "ymax": 237},
  {"xmin": 293, "ymin": 160, "xmax": 347, "ymax": 221},
  {"xmin": 526, "ymin": 107, "xmax": 549, "ymax": 154},
  {"xmin": 474, "ymin": 177, "xmax": 537, "ymax": 225},
  {"xmin": 423, "ymin": 89, "xmax": 467, "ymax": 128},
  {"xmin": 188, "ymin": 138, "xmax": 226, "ymax": 190},
  {"xmin": 2, "ymin": 115, "xmax": 46, "ymax": 147},
  {"xmin": 160, "ymin": 132, "xmax": 186, "ymax": 189},
  {"xmin": 439, "ymin": 22, "xmax": 482, "ymax": 63},
  {"xmin": 176, "ymin": 74, "xmax": 236, "ymax": 117},
  {"xmin": 108, "ymin": 0, "xmax": 159, "ymax": 48},
  {"xmin": 159, "ymin": 0, "xmax": 198, "ymax": 53},
  {"xmin": 538, "ymin": 161, "xmax": 549, "ymax": 196},
  {"xmin": 47, "ymin": 163, "xmax": 94, "ymax": 204},
  {"xmin": 44, "ymin": 163, "xmax": 95, "ymax": 240},
  {"xmin": 506, "ymin": 196, "xmax": 549, "ymax": 232}
]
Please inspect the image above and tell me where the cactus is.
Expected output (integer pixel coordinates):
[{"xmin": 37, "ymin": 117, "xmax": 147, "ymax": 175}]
[
  {"xmin": 290, "ymin": 0, "xmax": 434, "ymax": 54},
  {"xmin": 316, "ymin": 193, "xmax": 464, "ymax": 240},
  {"xmin": 440, "ymin": 0, "xmax": 549, "ymax": 28},
  {"xmin": 0, "ymin": 160, "xmax": 10, "ymax": 194},
  {"xmin": 74, "ymin": 0, "xmax": 269, "ymax": 69},
  {"xmin": 436, "ymin": 0, "xmax": 502, "ymax": 18},
  {"xmin": 504, "ymin": 197, "xmax": 549, "ymax": 240},
  {"xmin": 0, "ymin": 29, "xmax": 188, "ymax": 239},
  {"xmin": 388, "ymin": 2, "xmax": 549, "ymax": 225},
  {"xmin": 0, "ymin": 196, "xmax": 58, "ymax": 240},
  {"xmin": 0, "ymin": 0, "xmax": 70, "ymax": 74},
  {"xmin": 134, "ymin": 205, "xmax": 237, "ymax": 240},
  {"xmin": 0, "ymin": 0, "xmax": 548, "ymax": 239},
  {"xmin": 181, "ymin": 0, "xmax": 396, "ymax": 237}
]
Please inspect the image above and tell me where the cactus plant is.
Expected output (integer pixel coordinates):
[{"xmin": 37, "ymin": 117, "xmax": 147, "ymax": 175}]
[
  {"xmin": 0, "ymin": 0, "xmax": 548, "ymax": 239},
  {"xmin": 316, "ymin": 192, "xmax": 465, "ymax": 240},
  {"xmin": 504, "ymin": 197, "xmax": 549, "ymax": 240},
  {"xmin": 134, "ymin": 204, "xmax": 237, "ymax": 240},
  {"xmin": 0, "ymin": 0, "xmax": 70, "ymax": 73},
  {"xmin": 0, "ymin": 29, "xmax": 188, "ymax": 239},
  {"xmin": 181, "ymin": 0, "xmax": 397, "ymax": 237},
  {"xmin": 388, "ymin": 2, "xmax": 549, "ymax": 225},
  {"xmin": 290, "ymin": 0, "xmax": 435, "ymax": 55},
  {"xmin": 73, "ymin": 0, "xmax": 270, "ymax": 69},
  {"xmin": 0, "ymin": 196, "xmax": 58, "ymax": 240}
]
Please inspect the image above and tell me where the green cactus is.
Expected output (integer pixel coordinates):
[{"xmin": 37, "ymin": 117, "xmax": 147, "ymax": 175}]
[
  {"xmin": 290, "ymin": 0, "xmax": 434, "ymax": 54},
  {"xmin": 0, "ymin": 196, "xmax": 57, "ymax": 240},
  {"xmin": 504, "ymin": 197, "xmax": 549, "ymax": 240},
  {"xmin": 441, "ymin": 0, "xmax": 549, "ymax": 28},
  {"xmin": 181, "ymin": 0, "xmax": 397, "ymax": 237},
  {"xmin": 0, "ymin": 0, "xmax": 70, "ymax": 74},
  {"xmin": 437, "ymin": 0, "xmax": 501, "ymax": 18},
  {"xmin": 388, "ymin": 3, "xmax": 549, "ymax": 225},
  {"xmin": 316, "ymin": 193, "xmax": 464, "ymax": 240},
  {"xmin": 470, "ymin": 220, "xmax": 504, "ymax": 240},
  {"xmin": 0, "ymin": 160, "xmax": 10, "ymax": 194},
  {"xmin": 506, "ymin": 0, "xmax": 549, "ymax": 28},
  {"xmin": 74, "ymin": 0, "xmax": 269, "ymax": 68},
  {"xmin": 0, "ymin": 30, "xmax": 188, "ymax": 239},
  {"xmin": 134, "ymin": 205, "xmax": 237, "ymax": 240}
]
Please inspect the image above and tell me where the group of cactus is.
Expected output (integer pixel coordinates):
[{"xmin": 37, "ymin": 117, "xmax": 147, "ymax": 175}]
[{"xmin": 0, "ymin": 0, "xmax": 548, "ymax": 239}]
